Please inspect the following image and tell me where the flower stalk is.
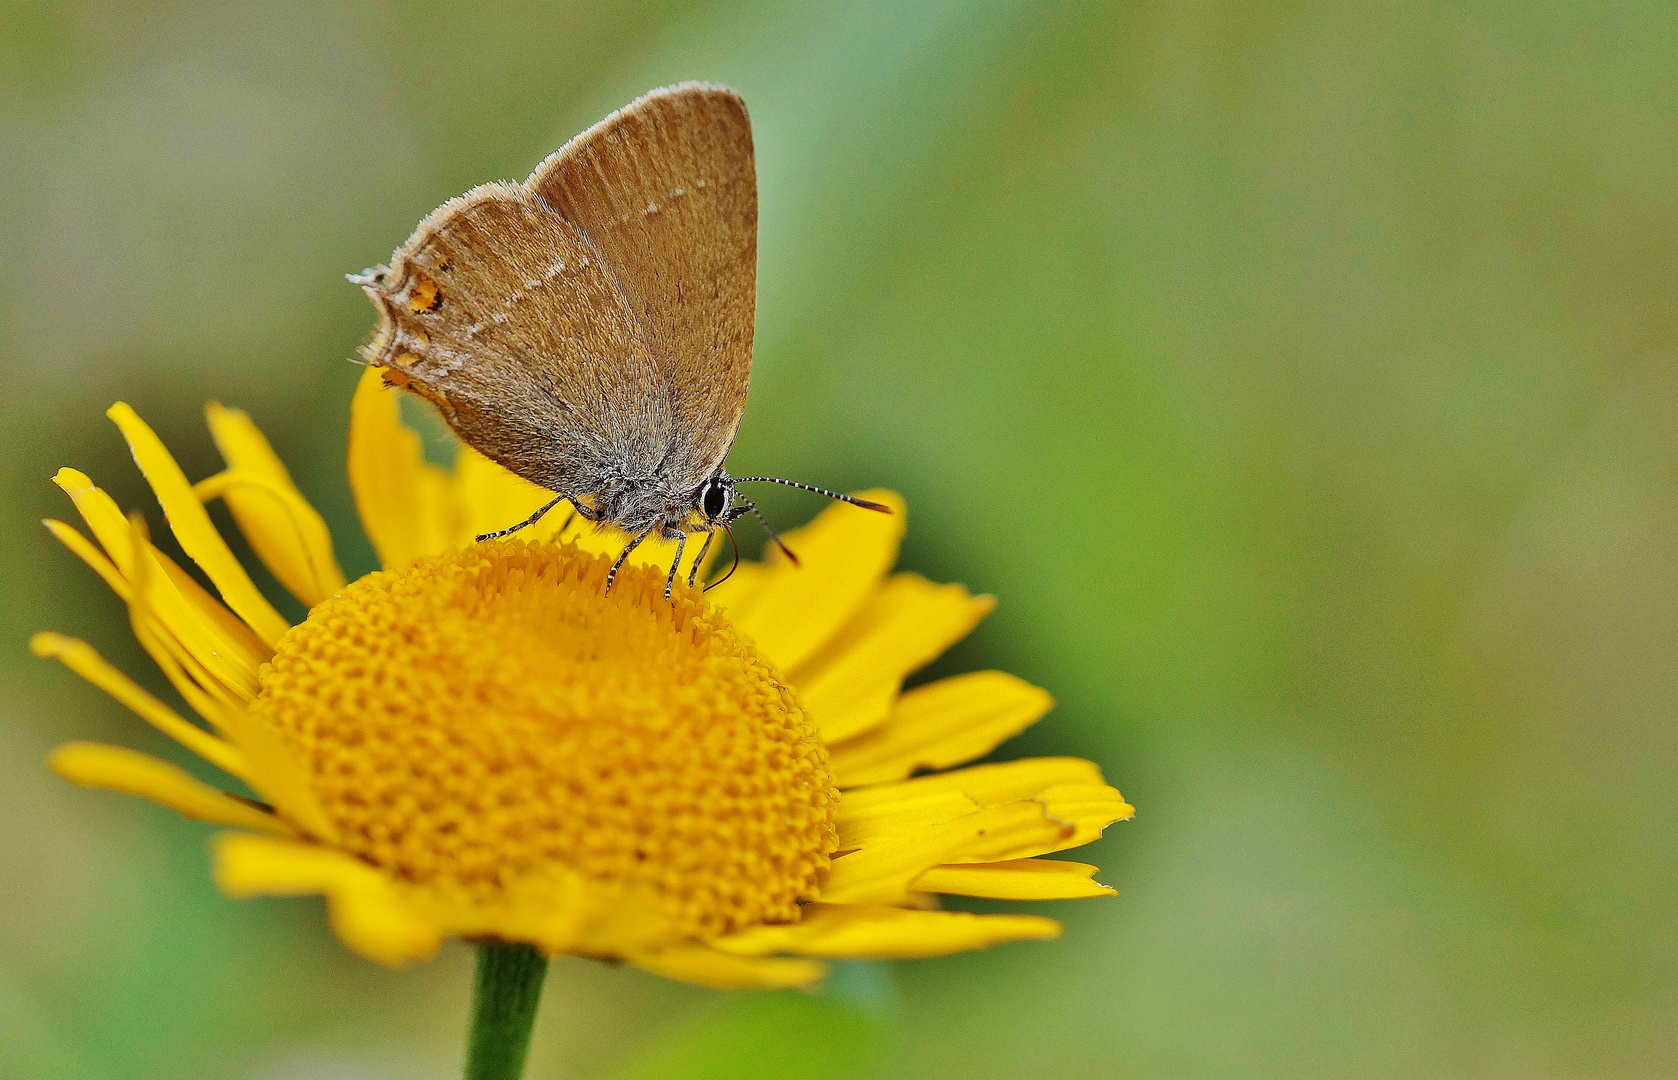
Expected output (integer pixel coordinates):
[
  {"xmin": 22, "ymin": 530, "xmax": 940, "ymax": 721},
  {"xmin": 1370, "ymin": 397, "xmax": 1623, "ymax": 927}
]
[{"xmin": 465, "ymin": 941, "xmax": 549, "ymax": 1080}]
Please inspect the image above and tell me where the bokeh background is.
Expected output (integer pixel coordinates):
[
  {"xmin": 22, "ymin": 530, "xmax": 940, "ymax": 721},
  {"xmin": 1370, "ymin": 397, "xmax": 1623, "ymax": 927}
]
[{"xmin": 4, "ymin": 1, "xmax": 1676, "ymax": 1077}]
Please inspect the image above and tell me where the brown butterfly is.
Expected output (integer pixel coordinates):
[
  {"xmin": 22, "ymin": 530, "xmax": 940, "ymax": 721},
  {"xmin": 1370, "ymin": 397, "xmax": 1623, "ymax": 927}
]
[{"xmin": 352, "ymin": 83, "xmax": 887, "ymax": 598}]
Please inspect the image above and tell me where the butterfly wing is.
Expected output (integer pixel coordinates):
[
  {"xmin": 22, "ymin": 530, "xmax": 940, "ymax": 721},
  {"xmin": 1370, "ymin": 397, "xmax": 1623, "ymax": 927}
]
[
  {"xmin": 526, "ymin": 82, "xmax": 757, "ymax": 490},
  {"xmin": 358, "ymin": 182, "xmax": 675, "ymax": 495}
]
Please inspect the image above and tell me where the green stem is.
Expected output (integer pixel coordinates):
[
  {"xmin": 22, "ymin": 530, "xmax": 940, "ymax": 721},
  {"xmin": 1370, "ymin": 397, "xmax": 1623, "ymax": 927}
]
[{"xmin": 464, "ymin": 941, "xmax": 549, "ymax": 1080}]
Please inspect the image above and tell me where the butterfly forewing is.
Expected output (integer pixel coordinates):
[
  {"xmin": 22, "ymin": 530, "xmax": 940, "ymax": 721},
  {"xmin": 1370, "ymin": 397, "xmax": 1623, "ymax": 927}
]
[
  {"xmin": 361, "ymin": 183, "xmax": 675, "ymax": 494},
  {"xmin": 527, "ymin": 82, "xmax": 757, "ymax": 489}
]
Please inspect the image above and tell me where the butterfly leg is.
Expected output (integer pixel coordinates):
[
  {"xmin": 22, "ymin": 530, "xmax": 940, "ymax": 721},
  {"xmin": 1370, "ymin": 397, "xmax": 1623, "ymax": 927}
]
[
  {"xmin": 687, "ymin": 530, "xmax": 716, "ymax": 589},
  {"xmin": 661, "ymin": 528, "xmax": 688, "ymax": 602},
  {"xmin": 475, "ymin": 494, "xmax": 568, "ymax": 543},
  {"xmin": 605, "ymin": 525, "xmax": 656, "ymax": 596}
]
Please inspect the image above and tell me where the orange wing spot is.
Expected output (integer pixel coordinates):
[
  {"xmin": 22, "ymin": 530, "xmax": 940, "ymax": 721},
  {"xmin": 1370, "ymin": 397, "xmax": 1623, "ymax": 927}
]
[
  {"xmin": 382, "ymin": 365, "xmax": 414, "ymax": 388},
  {"xmin": 408, "ymin": 272, "xmax": 442, "ymax": 313}
]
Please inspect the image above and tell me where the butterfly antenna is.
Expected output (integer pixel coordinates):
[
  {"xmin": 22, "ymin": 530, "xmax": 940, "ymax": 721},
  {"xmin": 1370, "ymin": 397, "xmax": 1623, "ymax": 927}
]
[
  {"xmin": 732, "ymin": 477, "xmax": 892, "ymax": 513},
  {"xmin": 705, "ymin": 523, "xmax": 742, "ymax": 592},
  {"xmin": 747, "ymin": 502, "xmax": 801, "ymax": 566}
]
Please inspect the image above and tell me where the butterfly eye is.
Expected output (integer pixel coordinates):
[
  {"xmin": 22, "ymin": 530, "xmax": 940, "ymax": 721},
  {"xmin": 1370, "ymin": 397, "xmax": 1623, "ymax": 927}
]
[{"xmin": 701, "ymin": 479, "xmax": 731, "ymax": 520}]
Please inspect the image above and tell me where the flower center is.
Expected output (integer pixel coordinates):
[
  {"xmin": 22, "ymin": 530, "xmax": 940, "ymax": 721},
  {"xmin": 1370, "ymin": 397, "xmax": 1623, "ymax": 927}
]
[{"xmin": 253, "ymin": 540, "xmax": 836, "ymax": 942}]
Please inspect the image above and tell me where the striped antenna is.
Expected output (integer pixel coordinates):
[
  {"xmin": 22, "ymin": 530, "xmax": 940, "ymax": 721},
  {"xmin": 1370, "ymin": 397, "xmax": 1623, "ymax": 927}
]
[
  {"xmin": 731, "ymin": 477, "xmax": 892, "ymax": 512},
  {"xmin": 748, "ymin": 502, "xmax": 801, "ymax": 566}
]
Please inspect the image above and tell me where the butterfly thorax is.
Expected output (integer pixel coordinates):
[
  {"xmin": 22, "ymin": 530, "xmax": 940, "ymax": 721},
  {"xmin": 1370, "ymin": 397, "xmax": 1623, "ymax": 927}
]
[{"xmin": 590, "ymin": 473, "xmax": 713, "ymax": 536}]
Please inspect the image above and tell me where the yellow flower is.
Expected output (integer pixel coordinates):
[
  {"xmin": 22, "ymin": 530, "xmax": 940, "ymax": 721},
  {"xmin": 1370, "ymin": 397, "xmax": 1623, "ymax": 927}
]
[{"xmin": 36, "ymin": 367, "xmax": 1132, "ymax": 989}]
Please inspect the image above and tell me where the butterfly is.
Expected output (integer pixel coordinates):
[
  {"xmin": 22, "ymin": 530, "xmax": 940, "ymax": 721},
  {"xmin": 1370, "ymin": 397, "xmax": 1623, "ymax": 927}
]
[{"xmin": 351, "ymin": 83, "xmax": 887, "ymax": 599}]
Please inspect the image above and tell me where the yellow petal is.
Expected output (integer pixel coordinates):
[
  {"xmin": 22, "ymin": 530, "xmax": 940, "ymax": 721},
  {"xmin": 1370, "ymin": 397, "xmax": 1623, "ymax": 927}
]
[
  {"xmin": 42, "ymin": 518, "xmax": 129, "ymax": 598},
  {"xmin": 836, "ymin": 756, "xmax": 1106, "ymax": 812},
  {"xmin": 1034, "ymin": 783, "xmax": 1135, "ymax": 852},
  {"xmin": 627, "ymin": 944, "xmax": 828, "ymax": 990},
  {"xmin": 844, "ymin": 785, "xmax": 1131, "ymax": 875},
  {"xmin": 701, "ymin": 560, "xmax": 770, "ymax": 614},
  {"xmin": 820, "ymin": 801, "xmax": 1073, "ymax": 905},
  {"xmin": 834, "ymin": 790, "xmax": 979, "ymax": 849},
  {"xmin": 911, "ymin": 859, "xmax": 1117, "ymax": 900},
  {"xmin": 117, "ymin": 513, "xmax": 257, "ymax": 728},
  {"xmin": 31, "ymin": 632, "xmax": 248, "ymax": 780},
  {"xmin": 212, "ymin": 703, "xmax": 341, "ymax": 844},
  {"xmin": 202, "ymin": 401, "xmax": 347, "ymax": 606},
  {"xmin": 48, "ymin": 742, "xmax": 291, "ymax": 835},
  {"xmin": 714, "ymin": 903, "xmax": 1061, "ymax": 959},
  {"xmin": 126, "ymin": 589, "xmax": 253, "ymax": 733},
  {"xmin": 834, "ymin": 776, "xmax": 1129, "ymax": 872},
  {"xmin": 151, "ymin": 546, "xmax": 269, "ymax": 684},
  {"xmin": 116, "ymin": 521, "xmax": 339, "ymax": 844},
  {"xmin": 718, "ymin": 489, "xmax": 906, "ymax": 671},
  {"xmin": 214, "ymin": 832, "xmax": 370, "ymax": 896},
  {"xmin": 503, "ymin": 882, "xmax": 675, "ymax": 959},
  {"xmin": 835, "ymin": 758, "xmax": 1100, "ymax": 811},
  {"xmin": 449, "ymin": 445, "xmax": 574, "ymax": 547},
  {"xmin": 828, "ymin": 671, "xmax": 1054, "ymax": 787},
  {"xmin": 106, "ymin": 403, "xmax": 290, "ymax": 647},
  {"xmin": 40, "ymin": 520, "xmax": 256, "ymax": 716},
  {"xmin": 52, "ymin": 471, "xmax": 266, "ymax": 694},
  {"xmin": 213, "ymin": 833, "xmax": 441, "ymax": 967},
  {"xmin": 347, "ymin": 366, "xmax": 458, "ymax": 568},
  {"xmin": 194, "ymin": 470, "xmax": 342, "ymax": 606},
  {"xmin": 796, "ymin": 574, "xmax": 995, "ymax": 744},
  {"xmin": 66, "ymin": 472, "xmax": 269, "ymax": 679},
  {"xmin": 328, "ymin": 885, "xmax": 448, "ymax": 968}
]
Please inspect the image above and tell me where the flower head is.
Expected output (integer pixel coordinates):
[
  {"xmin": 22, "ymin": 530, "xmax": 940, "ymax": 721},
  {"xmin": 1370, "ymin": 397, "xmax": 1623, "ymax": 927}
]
[{"xmin": 37, "ymin": 367, "xmax": 1132, "ymax": 988}]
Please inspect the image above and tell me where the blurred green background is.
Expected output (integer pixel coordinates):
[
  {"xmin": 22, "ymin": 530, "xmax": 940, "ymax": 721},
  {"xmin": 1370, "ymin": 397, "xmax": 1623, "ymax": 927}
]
[{"xmin": 4, "ymin": 1, "xmax": 1676, "ymax": 1077}]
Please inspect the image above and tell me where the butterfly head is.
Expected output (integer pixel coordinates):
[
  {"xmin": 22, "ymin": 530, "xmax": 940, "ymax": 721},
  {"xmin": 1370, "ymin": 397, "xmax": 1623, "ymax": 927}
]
[{"xmin": 696, "ymin": 472, "xmax": 751, "ymax": 528}]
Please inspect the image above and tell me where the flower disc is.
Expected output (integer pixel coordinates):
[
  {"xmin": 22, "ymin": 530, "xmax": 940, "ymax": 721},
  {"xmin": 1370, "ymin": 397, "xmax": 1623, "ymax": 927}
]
[{"xmin": 252, "ymin": 539, "xmax": 837, "ymax": 943}]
